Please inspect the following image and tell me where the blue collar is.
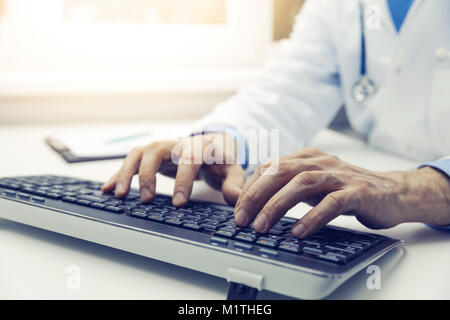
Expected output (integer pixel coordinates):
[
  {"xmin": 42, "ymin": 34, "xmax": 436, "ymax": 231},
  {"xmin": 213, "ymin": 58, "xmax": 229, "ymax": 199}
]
[{"xmin": 387, "ymin": 0, "xmax": 415, "ymax": 32}]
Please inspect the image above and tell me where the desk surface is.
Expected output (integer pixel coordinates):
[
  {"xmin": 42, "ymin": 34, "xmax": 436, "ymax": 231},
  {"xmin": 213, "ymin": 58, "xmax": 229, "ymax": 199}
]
[{"xmin": 0, "ymin": 122, "xmax": 449, "ymax": 299}]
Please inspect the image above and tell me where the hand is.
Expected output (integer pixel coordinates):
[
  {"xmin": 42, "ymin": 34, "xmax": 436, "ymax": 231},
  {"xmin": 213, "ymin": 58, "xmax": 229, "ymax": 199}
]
[
  {"xmin": 101, "ymin": 133, "xmax": 246, "ymax": 206},
  {"xmin": 234, "ymin": 147, "xmax": 450, "ymax": 238}
]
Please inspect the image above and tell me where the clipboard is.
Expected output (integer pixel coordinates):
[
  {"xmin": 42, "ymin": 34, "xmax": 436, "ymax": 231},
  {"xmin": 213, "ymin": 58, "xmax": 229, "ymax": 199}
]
[{"xmin": 45, "ymin": 137, "xmax": 127, "ymax": 163}]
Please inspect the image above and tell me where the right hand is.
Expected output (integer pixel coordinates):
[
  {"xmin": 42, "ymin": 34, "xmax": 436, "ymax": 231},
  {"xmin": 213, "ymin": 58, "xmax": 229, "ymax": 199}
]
[{"xmin": 101, "ymin": 133, "xmax": 247, "ymax": 207}]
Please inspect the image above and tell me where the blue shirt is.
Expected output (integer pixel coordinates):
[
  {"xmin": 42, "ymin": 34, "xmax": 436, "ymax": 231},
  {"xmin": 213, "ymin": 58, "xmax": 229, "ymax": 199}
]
[{"xmin": 387, "ymin": 0, "xmax": 415, "ymax": 32}]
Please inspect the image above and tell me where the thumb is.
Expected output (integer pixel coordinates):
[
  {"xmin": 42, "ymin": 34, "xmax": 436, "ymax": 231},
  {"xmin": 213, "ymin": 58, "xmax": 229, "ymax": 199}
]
[{"xmin": 221, "ymin": 164, "xmax": 246, "ymax": 206}]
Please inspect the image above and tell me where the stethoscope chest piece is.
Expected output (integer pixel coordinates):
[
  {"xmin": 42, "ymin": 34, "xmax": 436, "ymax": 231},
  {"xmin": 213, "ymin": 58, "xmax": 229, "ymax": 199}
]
[{"xmin": 351, "ymin": 76, "xmax": 377, "ymax": 103}]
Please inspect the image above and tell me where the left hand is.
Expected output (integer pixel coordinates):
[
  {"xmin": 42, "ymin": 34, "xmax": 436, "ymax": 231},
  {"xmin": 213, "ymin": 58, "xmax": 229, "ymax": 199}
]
[{"xmin": 234, "ymin": 147, "xmax": 450, "ymax": 238}]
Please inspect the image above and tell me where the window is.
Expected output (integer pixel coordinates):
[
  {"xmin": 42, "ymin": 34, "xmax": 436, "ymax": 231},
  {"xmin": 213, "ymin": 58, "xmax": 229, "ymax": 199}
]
[{"xmin": 0, "ymin": 0, "xmax": 273, "ymax": 70}]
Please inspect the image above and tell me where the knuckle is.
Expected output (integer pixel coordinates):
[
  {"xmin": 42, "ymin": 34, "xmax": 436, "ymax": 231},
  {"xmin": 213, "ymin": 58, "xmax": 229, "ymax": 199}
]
[
  {"xmin": 277, "ymin": 160, "xmax": 291, "ymax": 173},
  {"xmin": 146, "ymin": 141, "xmax": 164, "ymax": 154},
  {"xmin": 326, "ymin": 192, "xmax": 347, "ymax": 209},
  {"xmin": 138, "ymin": 172, "xmax": 155, "ymax": 183},
  {"xmin": 302, "ymin": 147, "xmax": 322, "ymax": 156},
  {"xmin": 293, "ymin": 172, "xmax": 318, "ymax": 186},
  {"xmin": 311, "ymin": 211, "xmax": 327, "ymax": 226},
  {"xmin": 356, "ymin": 184, "xmax": 372, "ymax": 199},
  {"xmin": 266, "ymin": 197, "xmax": 285, "ymax": 217},
  {"xmin": 242, "ymin": 190, "xmax": 258, "ymax": 205},
  {"xmin": 129, "ymin": 146, "xmax": 144, "ymax": 156},
  {"xmin": 180, "ymin": 152, "xmax": 196, "ymax": 165},
  {"xmin": 318, "ymin": 155, "xmax": 340, "ymax": 166},
  {"xmin": 256, "ymin": 162, "xmax": 269, "ymax": 174}
]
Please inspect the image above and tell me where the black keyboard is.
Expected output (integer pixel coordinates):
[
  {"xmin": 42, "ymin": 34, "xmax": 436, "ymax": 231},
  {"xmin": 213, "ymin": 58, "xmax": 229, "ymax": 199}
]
[{"xmin": 0, "ymin": 175, "xmax": 389, "ymax": 266}]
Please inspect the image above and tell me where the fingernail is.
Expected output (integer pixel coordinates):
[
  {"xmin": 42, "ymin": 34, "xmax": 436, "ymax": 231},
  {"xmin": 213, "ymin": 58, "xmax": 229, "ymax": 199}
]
[
  {"xmin": 235, "ymin": 208, "xmax": 248, "ymax": 226},
  {"xmin": 292, "ymin": 223, "xmax": 307, "ymax": 238},
  {"xmin": 254, "ymin": 214, "xmax": 268, "ymax": 232},
  {"xmin": 141, "ymin": 187, "xmax": 153, "ymax": 202},
  {"xmin": 115, "ymin": 183, "xmax": 125, "ymax": 196},
  {"xmin": 173, "ymin": 192, "xmax": 186, "ymax": 206}
]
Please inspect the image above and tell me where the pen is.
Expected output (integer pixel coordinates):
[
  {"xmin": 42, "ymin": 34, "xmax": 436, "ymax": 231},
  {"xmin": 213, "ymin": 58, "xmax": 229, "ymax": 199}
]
[{"xmin": 104, "ymin": 132, "xmax": 151, "ymax": 144}]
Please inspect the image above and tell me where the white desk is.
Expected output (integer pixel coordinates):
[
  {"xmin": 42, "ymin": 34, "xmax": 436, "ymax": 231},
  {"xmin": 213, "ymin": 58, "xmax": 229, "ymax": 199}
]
[{"xmin": 0, "ymin": 122, "xmax": 449, "ymax": 299}]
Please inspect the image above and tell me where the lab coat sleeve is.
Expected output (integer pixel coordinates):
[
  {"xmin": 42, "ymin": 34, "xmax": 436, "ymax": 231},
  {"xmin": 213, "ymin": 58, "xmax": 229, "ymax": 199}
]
[{"xmin": 194, "ymin": 0, "xmax": 344, "ymax": 162}]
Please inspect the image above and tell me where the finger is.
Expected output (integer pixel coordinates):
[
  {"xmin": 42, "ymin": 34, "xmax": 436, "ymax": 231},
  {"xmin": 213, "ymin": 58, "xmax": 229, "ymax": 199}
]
[
  {"xmin": 292, "ymin": 189, "xmax": 354, "ymax": 238},
  {"xmin": 290, "ymin": 147, "xmax": 326, "ymax": 159},
  {"xmin": 101, "ymin": 171, "xmax": 118, "ymax": 193},
  {"xmin": 115, "ymin": 147, "xmax": 144, "ymax": 198},
  {"xmin": 173, "ymin": 162, "xmax": 202, "ymax": 206},
  {"xmin": 171, "ymin": 137, "xmax": 206, "ymax": 206},
  {"xmin": 256, "ymin": 171, "xmax": 339, "ymax": 233},
  {"xmin": 138, "ymin": 142, "xmax": 172, "ymax": 203},
  {"xmin": 234, "ymin": 159, "xmax": 320, "ymax": 227},
  {"xmin": 234, "ymin": 160, "xmax": 274, "ymax": 210},
  {"xmin": 221, "ymin": 164, "xmax": 246, "ymax": 206},
  {"xmin": 235, "ymin": 155, "xmax": 313, "ymax": 208}
]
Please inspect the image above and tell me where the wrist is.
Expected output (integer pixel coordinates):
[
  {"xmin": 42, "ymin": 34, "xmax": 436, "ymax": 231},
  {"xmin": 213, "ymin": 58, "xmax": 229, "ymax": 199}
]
[{"xmin": 399, "ymin": 167, "xmax": 450, "ymax": 225}]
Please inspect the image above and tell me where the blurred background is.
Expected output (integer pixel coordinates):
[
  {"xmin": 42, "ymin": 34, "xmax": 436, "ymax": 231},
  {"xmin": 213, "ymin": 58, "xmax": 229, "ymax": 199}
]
[{"xmin": 0, "ymin": 0, "xmax": 305, "ymax": 125}]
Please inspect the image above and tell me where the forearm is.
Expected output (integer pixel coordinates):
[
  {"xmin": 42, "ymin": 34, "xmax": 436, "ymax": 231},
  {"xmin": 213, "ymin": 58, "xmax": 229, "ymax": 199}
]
[{"xmin": 400, "ymin": 167, "xmax": 450, "ymax": 225}]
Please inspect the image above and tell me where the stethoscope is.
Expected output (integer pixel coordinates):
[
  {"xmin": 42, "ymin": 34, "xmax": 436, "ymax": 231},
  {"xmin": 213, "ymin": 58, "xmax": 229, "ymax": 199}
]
[{"xmin": 352, "ymin": 2, "xmax": 378, "ymax": 103}]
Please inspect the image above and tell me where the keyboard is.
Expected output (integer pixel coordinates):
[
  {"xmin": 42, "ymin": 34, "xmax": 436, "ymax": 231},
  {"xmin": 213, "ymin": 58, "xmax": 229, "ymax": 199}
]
[{"xmin": 0, "ymin": 175, "xmax": 403, "ymax": 299}]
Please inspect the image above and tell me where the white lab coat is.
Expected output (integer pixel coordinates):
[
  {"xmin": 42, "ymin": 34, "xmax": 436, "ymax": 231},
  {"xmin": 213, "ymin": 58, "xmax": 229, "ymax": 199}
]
[{"xmin": 196, "ymin": 0, "xmax": 450, "ymax": 165}]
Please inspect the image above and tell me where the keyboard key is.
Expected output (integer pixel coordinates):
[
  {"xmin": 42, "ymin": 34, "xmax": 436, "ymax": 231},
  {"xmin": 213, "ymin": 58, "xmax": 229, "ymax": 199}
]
[
  {"xmin": 165, "ymin": 218, "xmax": 183, "ymax": 226},
  {"xmin": 259, "ymin": 248, "xmax": 278, "ymax": 257},
  {"xmin": 31, "ymin": 196, "xmax": 45, "ymax": 203},
  {"xmin": 2, "ymin": 190, "xmax": 16, "ymax": 196},
  {"xmin": 209, "ymin": 215, "xmax": 227, "ymax": 222},
  {"xmin": 278, "ymin": 242, "xmax": 302, "ymax": 254},
  {"xmin": 21, "ymin": 187, "xmax": 37, "ymax": 194},
  {"xmin": 234, "ymin": 242, "xmax": 253, "ymax": 251},
  {"xmin": 17, "ymin": 193, "xmax": 30, "ymax": 199},
  {"xmin": 280, "ymin": 217, "xmax": 297, "ymax": 224},
  {"xmin": 317, "ymin": 252, "xmax": 344, "ymax": 263},
  {"xmin": 62, "ymin": 192, "xmax": 78, "ymax": 197},
  {"xmin": 0, "ymin": 182, "xmax": 20, "ymax": 189},
  {"xmin": 62, "ymin": 196, "xmax": 78, "ymax": 203},
  {"xmin": 302, "ymin": 239, "xmax": 324, "ymax": 246},
  {"xmin": 76, "ymin": 195, "xmax": 109, "ymax": 203},
  {"xmin": 146, "ymin": 214, "xmax": 165, "ymax": 222},
  {"xmin": 103, "ymin": 200, "xmax": 122, "ymax": 206},
  {"xmin": 182, "ymin": 222, "xmax": 202, "ymax": 231},
  {"xmin": 303, "ymin": 246, "xmax": 324, "ymax": 255},
  {"xmin": 105, "ymin": 206, "xmax": 123, "ymax": 214},
  {"xmin": 90, "ymin": 202, "xmax": 106, "ymax": 209},
  {"xmin": 76, "ymin": 199, "xmax": 91, "ymax": 206},
  {"xmin": 32, "ymin": 190, "xmax": 48, "ymax": 196},
  {"xmin": 325, "ymin": 244, "xmax": 362, "ymax": 255},
  {"xmin": 46, "ymin": 193, "xmax": 62, "ymax": 199},
  {"xmin": 336, "ymin": 241, "xmax": 369, "ymax": 250},
  {"xmin": 268, "ymin": 229, "xmax": 284, "ymax": 236},
  {"xmin": 256, "ymin": 237, "xmax": 278, "ymax": 248},
  {"xmin": 214, "ymin": 229, "xmax": 235, "ymax": 238},
  {"xmin": 326, "ymin": 248, "xmax": 355, "ymax": 261},
  {"xmin": 200, "ymin": 223, "xmax": 220, "ymax": 231},
  {"xmin": 130, "ymin": 211, "xmax": 147, "ymax": 219},
  {"xmin": 210, "ymin": 237, "xmax": 228, "ymax": 245},
  {"xmin": 235, "ymin": 232, "xmax": 257, "ymax": 243}
]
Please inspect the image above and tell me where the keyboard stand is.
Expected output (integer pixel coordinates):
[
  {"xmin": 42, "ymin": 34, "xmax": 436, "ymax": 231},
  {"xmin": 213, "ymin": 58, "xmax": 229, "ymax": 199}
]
[{"xmin": 226, "ymin": 282, "xmax": 259, "ymax": 300}]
